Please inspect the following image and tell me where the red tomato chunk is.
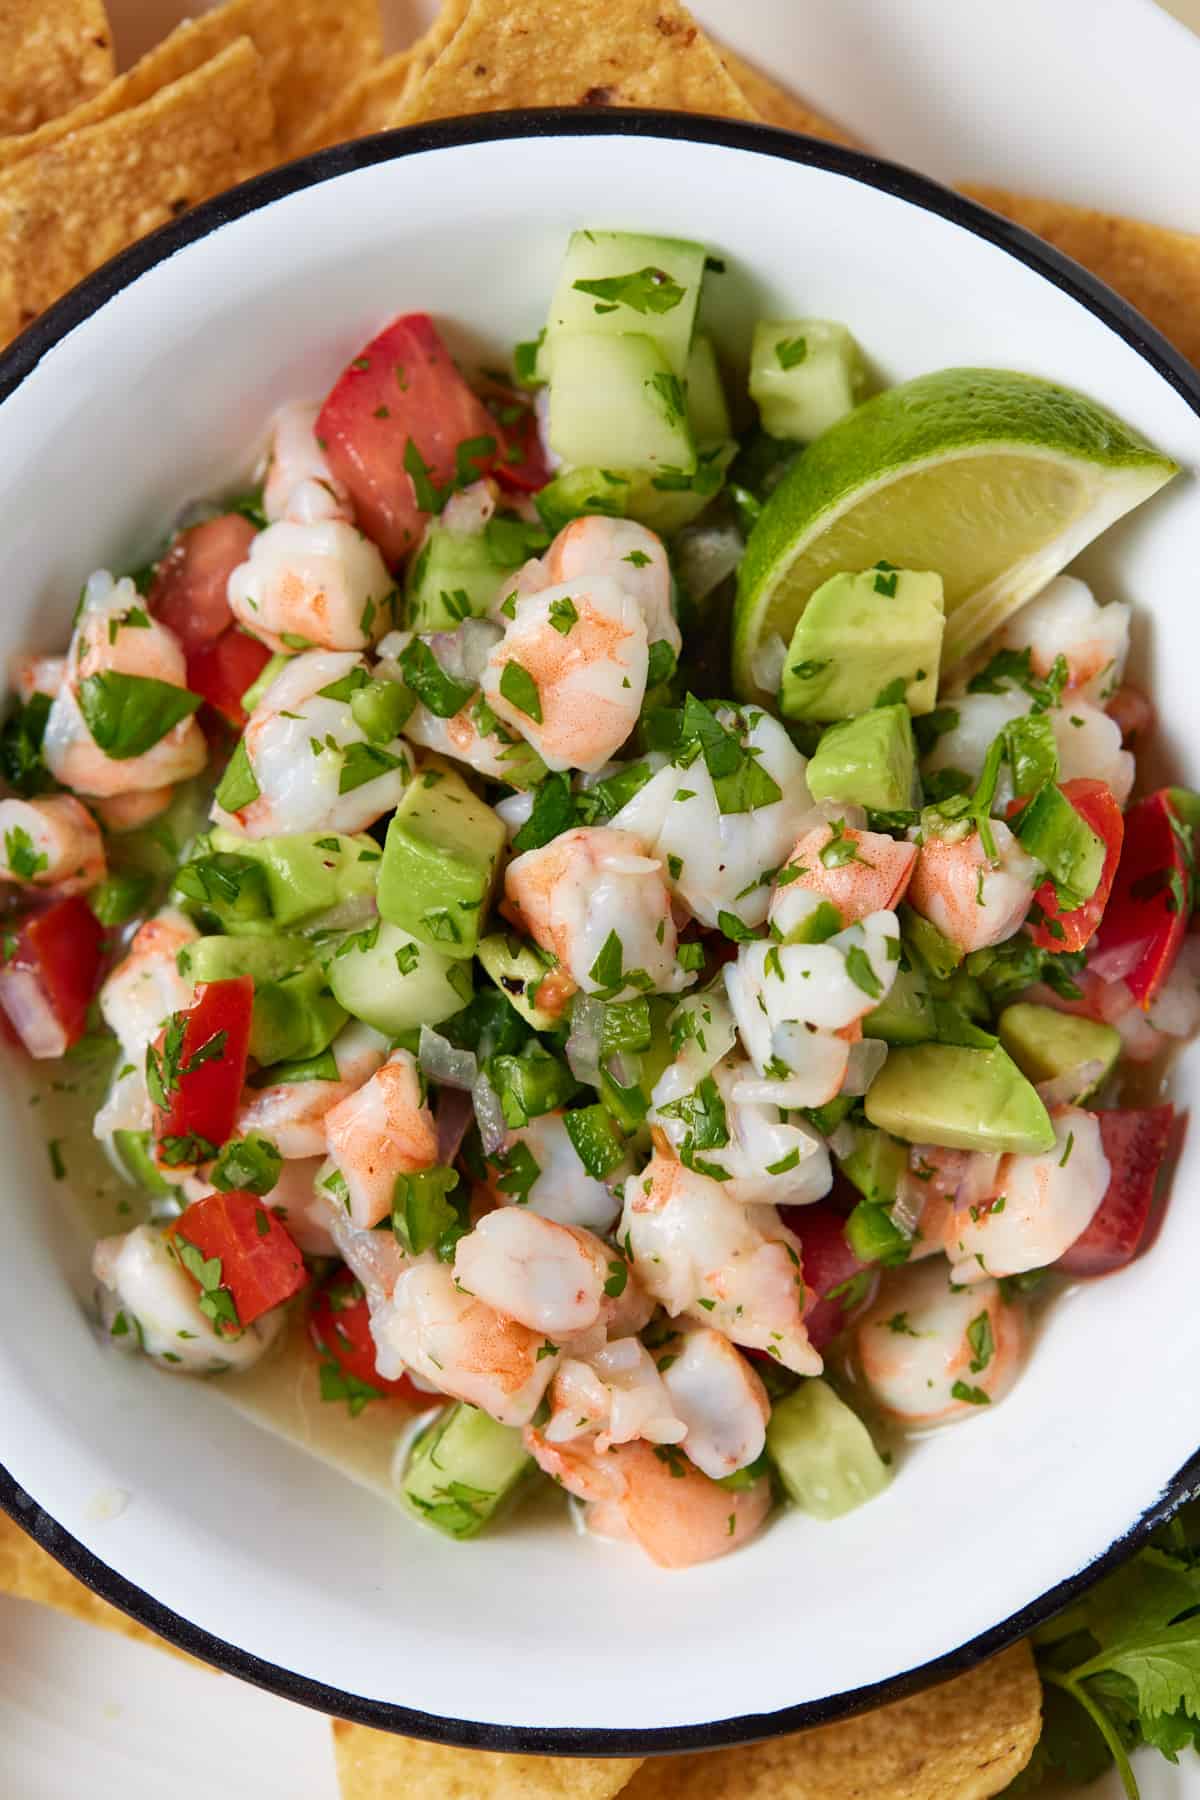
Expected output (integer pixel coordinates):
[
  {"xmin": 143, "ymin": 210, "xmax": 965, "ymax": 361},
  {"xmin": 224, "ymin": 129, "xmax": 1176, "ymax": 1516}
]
[
  {"xmin": 149, "ymin": 513, "xmax": 257, "ymax": 650},
  {"xmin": 186, "ymin": 627, "xmax": 271, "ymax": 729},
  {"xmin": 150, "ymin": 976, "xmax": 252, "ymax": 1166},
  {"xmin": 173, "ymin": 1190, "xmax": 306, "ymax": 1332},
  {"xmin": 1092, "ymin": 789, "xmax": 1192, "ymax": 1006},
  {"xmin": 308, "ymin": 1265, "xmax": 439, "ymax": 1407},
  {"xmin": 1058, "ymin": 1105, "xmax": 1176, "ymax": 1275},
  {"xmin": 0, "ymin": 895, "xmax": 104, "ymax": 1057},
  {"xmin": 780, "ymin": 1201, "xmax": 879, "ymax": 1352},
  {"xmin": 1028, "ymin": 779, "xmax": 1123, "ymax": 955}
]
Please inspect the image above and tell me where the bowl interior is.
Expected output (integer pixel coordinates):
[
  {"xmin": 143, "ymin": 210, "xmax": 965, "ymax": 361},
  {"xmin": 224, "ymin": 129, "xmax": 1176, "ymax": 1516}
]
[{"xmin": 1, "ymin": 118, "xmax": 1198, "ymax": 1747}]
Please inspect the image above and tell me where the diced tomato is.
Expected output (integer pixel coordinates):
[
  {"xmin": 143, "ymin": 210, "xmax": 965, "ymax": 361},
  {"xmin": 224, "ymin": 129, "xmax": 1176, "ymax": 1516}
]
[
  {"xmin": 1027, "ymin": 779, "xmax": 1124, "ymax": 955},
  {"xmin": 484, "ymin": 390, "xmax": 554, "ymax": 496},
  {"xmin": 171, "ymin": 1190, "xmax": 307, "ymax": 1331},
  {"xmin": 308, "ymin": 1266, "xmax": 439, "ymax": 1406},
  {"xmin": 186, "ymin": 627, "xmax": 272, "ymax": 728},
  {"xmin": 779, "ymin": 1202, "xmax": 879, "ymax": 1352},
  {"xmin": 148, "ymin": 513, "xmax": 257, "ymax": 651},
  {"xmin": 1058, "ymin": 1105, "xmax": 1176, "ymax": 1275},
  {"xmin": 150, "ymin": 976, "xmax": 253, "ymax": 1165},
  {"xmin": 1092, "ymin": 789, "xmax": 1193, "ymax": 1007},
  {"xmin": 0, "ymin": 895, "xmax": 105, "ymax": 1057},
  {"xmin": 1106, "ymin": 683, "xmax": 1154, "ymax": 745},
  {"xmin": 316, "ymin": 313, "xmax": 503, "ymax": 566}
]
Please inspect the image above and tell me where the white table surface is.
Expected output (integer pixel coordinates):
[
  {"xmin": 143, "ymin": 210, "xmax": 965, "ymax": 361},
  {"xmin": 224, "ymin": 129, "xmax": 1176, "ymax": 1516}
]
[{"xmin": 4, "ymin": 2, "xmax": 1200, "ymax": 1796}]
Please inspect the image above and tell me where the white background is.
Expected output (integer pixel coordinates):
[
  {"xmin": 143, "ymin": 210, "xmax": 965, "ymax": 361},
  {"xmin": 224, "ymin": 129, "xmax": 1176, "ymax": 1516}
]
[{"xmin": 3, "ymin": 1, "xmax": 1200, "ymax": 1795}]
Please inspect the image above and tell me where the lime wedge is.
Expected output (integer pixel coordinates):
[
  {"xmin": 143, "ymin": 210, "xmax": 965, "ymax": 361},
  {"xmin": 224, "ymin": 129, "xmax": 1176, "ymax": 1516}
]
[{"xmin": 732, "ymin": 368, "xmax": 1178, "ymax": 702}]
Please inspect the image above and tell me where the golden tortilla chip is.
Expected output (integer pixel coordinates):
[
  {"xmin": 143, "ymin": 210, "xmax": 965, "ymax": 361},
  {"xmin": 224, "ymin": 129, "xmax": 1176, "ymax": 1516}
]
[
  {"xmin": 718, "ymin": 47, "xmax": 861, "ymax": 148},
  {"xmin": 396, "ymin": 0, "xmax": 756, "ymax": 127},
  {"xmin": 297, "ymin": 51, "xmax": 419, "ymax": 155},
  {"xmin": 963, "ymin": 186, "xmax": 1200, "ymax": 372},
  {"xmin": 0, "ymin": 1507, "xmax": 193, "ymax": 1662},
  {"xmin": 621, "ymin": 1643, "xmax": 1041, "ymax": 1800},
  {"xmin": 0, "ymin": 0, "xmax": 380, "ymax": 169},
  {"xmin": 0, "ymin": 37, "xmax": 275, "ymax": 344},
  {"xmin": 0, "ymin": 0, "xmax": 114, "ymax": 138},
  {"xmin": 330, "ymin": 1719, "xmax": 642, "ymax": 1799}
]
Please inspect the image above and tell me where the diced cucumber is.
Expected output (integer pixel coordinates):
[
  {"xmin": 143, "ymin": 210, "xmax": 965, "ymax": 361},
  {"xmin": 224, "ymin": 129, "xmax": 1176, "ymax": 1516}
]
[
  {"xmin": 546, "ymin": 229, "xmax": 708, "ymax": 377},
  {"xmin": 624, "ymin": 441, "xmax": 735, "ymax": 535},
  {"xmin": 477, "ymin": 933, "xmax": 560, "ymax": 1031},
  {"xmin": 548, "ymin": 332, "xmax": 696, "ymax": 476},
  {"xmin": 401, "ymin": 1402, "xmax": 534, "ymax": 1539},
  {"xmin": 181, "ymin": 933, "xmax": 312, "ymax": 986},
  {"xmin": 250, "ymin": 961, "xmax": 346, "ymax": 1066},
  {"xmin": 862, "ymin": 964, "xmax": 935, "ymax": 1045},
  {"xmin": 845, "ymin": 1199, "xmax": 912, "ymax": 1265},
  {"xmin": 406, "ymin": 523, "xmax": 513, "ymax": 632},
  {"xmin": 839, "ymin": 1125, "xmax": 908, "ymax": 1206},
  {"xmin": 534, "ymin": 467, "xmax": 630, "ymax": 536},
  {"xmin": 377, "ymin": 764, "xmax": 505, "ymax": 961},
  {"xmin": 686, "ymin": 334, "xmax": 732, "ymax": 444},
  {"xmin": 766, "ymin": 1379, "xmax": 891, "ymax": 1519},
  {"xmin": 207, "ymin": 827, "xmax": 380, "ymax": 930},
  {"xmin": 750, "ymin": 319, "xmax": 867, "ymax": 442},
  {"xmin": 328, "ymin": 919, "xmax": 472, "ymax": 1036}
]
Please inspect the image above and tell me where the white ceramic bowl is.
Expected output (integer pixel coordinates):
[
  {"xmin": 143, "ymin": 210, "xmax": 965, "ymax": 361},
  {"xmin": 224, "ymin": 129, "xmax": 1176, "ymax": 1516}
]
[{"xmin": 1, "ymin": 112, "xmax": 1199, "ymax": 1755}]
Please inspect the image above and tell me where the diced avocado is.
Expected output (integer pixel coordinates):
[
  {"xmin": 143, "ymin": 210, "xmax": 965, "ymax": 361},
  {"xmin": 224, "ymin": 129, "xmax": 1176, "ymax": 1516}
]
[
  {"xmin": 378, "ymin": 766, "xmax": 504, "ymax": 961},
  {"xmin": 1012, "ymin": 784, "xmax": 1106, "ymax": 909},
  {"xmin": 839, "ymin": 1125, "xmax": 908, "ymax": 1205},
  {"xmin": 406, "ymin": 523, "xmax": 512, "ymax": 632},
  {"xmin": 329, "ymin": 919, "xmax": 472, "ymax": 1036},
  {"xmin": 173, "ymin": 849, "xmax": 274, "ymax": 934},
  {"xmin": 112, "ymin": 1128, "xmax": 172, "ymax": 1196},
  {"xmin": 862, "ymin": 964, "xmax": 935, "ymax": 1045},
  {"xmin": 207, "ymin": 827, "xmax": 380, "ymax": 930},
  {"xmin": 477, "ymin": 933, "xmax": 560, "ymax": 1031},
  {"xmin": 749, "ymin": 320, "xmax": 867, "ymax": 443},
  {"xmin": 806, "ymin": 705, "xmax": 916, "ymax": 813},
  {"xmin": 997, "ymin": 1002, "xmax": 1120, "ymax": 1097},
  {"xmin": 401, "ymin": 1401, "xmax": 534, "ymax": 1539},
  {"xmin": 181, "ymin": 933, "xmax": 312, "ymax": 986},
  {"xmin": 545, "ymin": 229, "xmax": 708, "ymax": 377},
  {"xmin": 780, "ymin": 568, "xmax": 945, "ymax": 722},
  {"xmin": 548, "ymin": 332, "xmax": 696, "ymax": 476},
  {"xmin": 685, "ymin": 335, "xmax": 732, "ymax": 443},
  {"xmin": 898, "ymin": 903, "xmax": 963, "ymax": 980},
  {"xmin": 865, "ymin": 1042, "xmax": 1056, "ymax": 1154},
  {"xmin": 534, "ymin": 467, "xmax": 630, "ymax": 537},
  {"xmin": 250, "ymin": 961, "xmax": 346, "ymax": 1066},
  {"xmin": 624, "ymin": 441, "xmax": 736, "ymax": 536},
  {"xmin": 765, "ymin": 1379, "xmax": 891, "ymax": 1519}
]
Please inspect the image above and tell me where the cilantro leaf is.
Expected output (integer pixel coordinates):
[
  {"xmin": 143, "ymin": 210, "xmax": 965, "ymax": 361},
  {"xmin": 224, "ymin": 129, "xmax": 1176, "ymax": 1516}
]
[{"xmin": 571, "ymin": 266, "xmax": 687, "ymax": 316}]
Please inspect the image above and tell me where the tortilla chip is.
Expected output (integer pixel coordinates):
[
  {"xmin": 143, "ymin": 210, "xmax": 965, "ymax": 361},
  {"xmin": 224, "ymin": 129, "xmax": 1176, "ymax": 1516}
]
[
  {"xmin": 0, "ymin": 37, "xmax": 275, "ymax": 344},
  {"xmin": 963, "ymin": 186, "xmax": 1200, "ymax": 372},
  {"xmin": 0, "ymin": 0, "xmax": 380, "ymax": 169},
  {"xmin": 0, "ymin": 1507, "xmax": 194, "ymax": 1662},
  {"xmin": 620, "ymin": 1644, "xmax": 1041, "ymax": 1800},
  {"xmin": 0, "ymin": 0, "xmax": 114, "ymax": 138},
  {"xmin": 718, "ymin": 47, "xmax": 862, "ymax": 148},
  {"xmin": 297, "ymin": 51, "xmax": 418, "ymax": 154},
  {"xmin": 330, "ymin": 1720, "xmax": 642, "ymax": 1799},
  {"xmin": 395, "ymin": 0, "xmax": 757, "ymax": 127}
]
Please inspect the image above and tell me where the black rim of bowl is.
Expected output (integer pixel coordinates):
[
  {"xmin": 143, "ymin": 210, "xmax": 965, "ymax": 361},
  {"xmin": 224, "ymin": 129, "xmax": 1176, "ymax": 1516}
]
[{"xmin": 1, "ymin": 106, "xmax": 1199, "ymax": 1757}]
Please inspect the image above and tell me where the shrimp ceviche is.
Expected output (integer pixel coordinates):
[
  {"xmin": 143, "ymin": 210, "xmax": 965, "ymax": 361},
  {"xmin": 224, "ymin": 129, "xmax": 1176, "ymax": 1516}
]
[{"xmin": 3, "ymin": 229, "xmax": 1192, "ymax": 1570}]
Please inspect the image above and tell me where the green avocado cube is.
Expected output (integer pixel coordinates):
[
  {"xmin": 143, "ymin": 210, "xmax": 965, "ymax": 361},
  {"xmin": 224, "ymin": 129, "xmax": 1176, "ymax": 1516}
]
[
  {"xmin": 378, "ymin": 765, "xmax": 504, "ymax": 960},
  {"xmin": 839, "ymin": 1125, "xmax": 909, "ymax": 1206},
  {"xmin": 477, "ymin": 933, "xmax": 560, "ymax": 1032},
  {"xmin": 864, "ymin": 1042, "xmax": 1055, "ymax": 1155},
  {"xmin": 207, "ymin": 827, "xmax": 380, "ymax": 929},
  {"xmin": 1012, "ymin": 784, "xmax": 1107, "ymax": 909},
  {"xmin": 249, "ymin": 961, "xmax": 346, "ymax": 1066},
  {"xmin": 765, "ymin": 1380, "xmax": 891, "ymax": 1519},
  {"xmin": 807, "ymin": 704, "xmax": 916, "ymax": 812},
  {"xmin": 997, "ymin": 1002, "xmax": 1120, "ymax": 1098},
  {"xmin": 749, "ymin": 319, "xmax": 867, "ymax": 443},
  {"xmin": 780, "ymin": 567, "xmax": 945, "ymax": 722},
  {"xmin": 181, "ymin": 933, "xmax": 312, "ymax": 986},
  {"xmin": 862, "ymin": 965, "xmax": 935, "ymax": 1046}
]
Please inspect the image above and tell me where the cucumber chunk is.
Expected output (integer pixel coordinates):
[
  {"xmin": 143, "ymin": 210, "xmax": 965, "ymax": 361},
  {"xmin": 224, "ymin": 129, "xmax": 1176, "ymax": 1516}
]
[
  {"xmin": 750, "ymin": 319, "xmax": 867, "ymax": 442},
  {"xmin": 766, "ymin": 1379, "xmax": 891, "ymax": 1519},
  {"xmin": 406, "ymin": 523, "xmax": 513, "ymax": 632},
  {"xmin": 329, "ymin": 920, "xmax": 472, "ymax": 1036},
  {"xmin": 548, "ymin": 332, "xmax": 696, "ymax": 476},
  {"xmin": 401, "ymin": 1402, "xmax": 534, "ymax": 1539},
  {"xmin": 546, "ymin": 229, "xmax": 707, "ymax": 377}
]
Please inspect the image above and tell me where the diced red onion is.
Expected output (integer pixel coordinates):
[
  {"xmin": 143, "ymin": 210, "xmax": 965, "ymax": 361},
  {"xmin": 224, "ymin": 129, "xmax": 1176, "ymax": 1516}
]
[
  {"xmin": 472, "ymin": 1069, "xmax": 507, "ymax": 1155},
  {"xmin": 430, "ymin": 618, "xmax": 503, "ymax": 686},
  {"xmin": 441, "ymin": 481, "xmax": 496, "ymax": 537},
  {"xmin": 306, "ymin": 893, "xmax": 378, "ymax": 935},
  {"xmin": 566, "ymin": 993, "xmax": 605, "ymax": 1085},
  {"xmin": 827, "ymin": 1121, "xmax": 858, "ymax": 1160},
  {"xmin": 436, "ymin": 1084, "xmax": 475, "ymax": 1166},
  {"xmin": 0, "ymin": 968, "xmax": 67, "ymax": 1059},
  {"xmin": 675, "ymin": 521, "xmax": 744, "ymax": 605},
  {"xmin": 749, "ymin": 632, "xmax": 787, "ymax": 697},
  {"xmin": 1087, "ymin": 941, "xmax": 1143, "ymax": 985},
  {"xmin": 1036, "ymin": 1061, "xmax": 1106, "ymax": 1109},
  {"xmin": 840, "ymin": 1039, "xmax": 888, "ymax": 1096},
  {"xmin": 418, "ymin": 1024, "xmax": 478, "ymax": 1091},
  {"xmin": 959, "ymin": 1152, "xmax": 1004, "ymax": 1210},
  {"xmin": 891, "ymin": 1177, "xmax": 924, "ymax": 1239}
]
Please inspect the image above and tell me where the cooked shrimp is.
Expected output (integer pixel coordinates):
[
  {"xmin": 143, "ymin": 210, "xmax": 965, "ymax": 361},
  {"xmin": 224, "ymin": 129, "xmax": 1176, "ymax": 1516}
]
[
  {"xmin": 453, "ymin": 1208, "xmax": 612, "ymax": 1336},
  {"xmin": 401, "ymin": 692, "xmax": 542, "ymax": 786},
  {"xmin": 999, "ymin": 576, "xmax": 1129, "ymax": 705},
  {"xmin": 93, "ymin": 1224, "xmax": 282, "ymax": 1374},
  {"xmin": 43, "ymin": 572, "xmax": 207, "ymax": 798},
  {"xmin": 543, "ymin": 1338, "xmax": 686, "ymax": 1452},
  {"xmin": 371, "ymin": 1260, "xmax": 556, "ymax": 1426},
  {"xmin": 610, "ymin": 708, "xmax": 815, "ymax": 930},
  {"xmin": 943, "ymin": 1107, "xmax": 1110, "ymax": 1283},
  {"xmin": 0, "ymin": 796, "xmax": 104, "ymax": 893},
  {"xmin": 524, "ymin": 1430, "xmax": 772, "ymax": 1567},
  {"xmin": 99, "ymin": 907, "xmax": 198, "ymax": 1066},
  {"xmin": 323, "ymin": 1048, "xmax": 438, "ymax": 1228},
  {"xmin": 907, "ymin": 821, "xmax": 1040, "ymax": 955},
  {"xmin": 10, "ymin": 652, "xmax": 63, "ymax": 703},
  {"xmin": 773, "ymin": 822, "xmax": 917, "ymax": 929},
  {"xmin": 263, "ymin": 402, "xmax": 353, "ymax": 525},
  {"xmin": 857, "ymin": 1260, "xmax": 1025, "ymax": 1424},
  {"xmin": 227, "ymin": 519, "xmax": 394, "ymax": 655},
  {"xmin": 620, "ymin": 1154, "xmax": 820, "ymax": 1374},
  {"xmin": 1051, "ymin": 701, "xmax": 1134, "ymax": 805},
  {"xmin": 234, "ymin": 1021, "xmax": 388, "ymax": 1159},
  {"xmin": 253, "ymin": 1156, "xmax": 337, "ymax": 1256},
  {"xmin": 213, "ymin": 649, "xmax": 411, "ymax": 839},
  {"xmin": 482, "ymin": 576, "xmax": 648, "ymax": 773},
  {"xmin": 540, "ymin": 516, "xmax": 680, "ymax": 658},
  {"xmin": 505, "ymin": 825, "xmax": 688, "ymax": 999},
  {"xmin": 486, "ymin": 1111, "xmax": 622, "ymax": 1234},
  {"xmin": 921, "ymin": 691, "xmax": 1031, "ymax": 798},
  {"xmin": 649, "ymin": 1052, "xmax": 832, "ymax": 1208},
  {"xmin": 656, "ymin": 1324, "xmax": 770, "ymax": 1480},
  {"xmin": 91, "ymin": 786, "xmax": 174, "ymax": 832}
]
